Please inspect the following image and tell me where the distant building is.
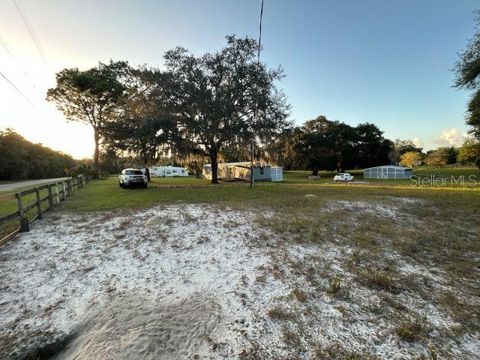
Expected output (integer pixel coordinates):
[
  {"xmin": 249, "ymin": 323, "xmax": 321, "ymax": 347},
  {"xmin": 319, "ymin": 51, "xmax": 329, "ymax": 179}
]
[
  {"xmin": 363, "ymin": 165, "xmax": 412, "ymax": 179},
  {"xmin": 149, "ymin": 166, "xmax": 188, "ymax": 177},
  {"xmin": 202, "ymin": 162, "xmax": 283, "ymax": 182}
]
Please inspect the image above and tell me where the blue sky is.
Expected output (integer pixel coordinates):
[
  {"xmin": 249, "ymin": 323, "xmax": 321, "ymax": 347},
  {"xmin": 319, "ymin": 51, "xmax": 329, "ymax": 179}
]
[{"xmin": 0, "ymin": 0, "xmax": 478, "ymax": 157}]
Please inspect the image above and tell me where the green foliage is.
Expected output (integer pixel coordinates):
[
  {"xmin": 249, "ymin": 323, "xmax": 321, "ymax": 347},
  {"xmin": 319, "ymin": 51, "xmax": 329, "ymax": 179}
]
[
  {"xmin": 294, "ymin": 116, "xmax": 392, "ymax": 174},
  {"xmin": 355, "ymin": 122, "xmax": 393, "ymax": 168},
  {"xmin": 0, "ymin": 129, "xmax": 77, "ymax": 180},
  {"xmin": 102, "ymin": 68, "xmax": 178, "ymax": 165},
  {"xmin": 162, "ymin": 35, "xmax": 290, "ymax": 183},
  {"xmin": 454, "ymin": 11, "xmax": 480, "ymax": 90},
  {"xmin": 264, "ymin": 127, "xmax": 303, "ymax": 169},
  {"xmin": 454, "ymin": 11, "xmax": 480, "ymax": 141},
  {"xmin": 443, "ymin": 146, "xmax": 458, "ymax": 164},
  {"xmin": 458, "ymin": 138, "xmax": 480, "ymax": 168},
  {"xmin": 466, "ymin": 90, "xmax": 480, "ymax": 139}
]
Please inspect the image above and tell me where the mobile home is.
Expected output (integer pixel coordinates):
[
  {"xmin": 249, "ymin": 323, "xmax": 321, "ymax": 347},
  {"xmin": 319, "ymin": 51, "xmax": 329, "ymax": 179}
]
[
  {"xmin": 202, "ymin": 162, "xmax": 283, "ymax": 182},
  {"xmin": 149, "ymin": 166, "xmax": 189, "ymax": 177}
]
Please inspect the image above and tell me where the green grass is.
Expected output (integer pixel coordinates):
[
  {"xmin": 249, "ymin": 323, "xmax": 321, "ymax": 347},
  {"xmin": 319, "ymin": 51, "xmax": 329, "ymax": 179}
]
[
  {"xmin": 0, "ymin": 184, "xmax": 70, "ymax": 239},
  {"xmin": 50, "ymin": 167, "xmax": 479, "ymax": 213}
]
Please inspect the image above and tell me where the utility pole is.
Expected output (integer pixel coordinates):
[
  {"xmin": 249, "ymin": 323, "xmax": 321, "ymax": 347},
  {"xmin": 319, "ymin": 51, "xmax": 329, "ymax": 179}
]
[
  {"xmin": 250, "ymin": 139, "xmax": 255, "ymax": 188},
  {"xmin": 250, "ymin": 0, "xmax": 264, "ymax": 189}
]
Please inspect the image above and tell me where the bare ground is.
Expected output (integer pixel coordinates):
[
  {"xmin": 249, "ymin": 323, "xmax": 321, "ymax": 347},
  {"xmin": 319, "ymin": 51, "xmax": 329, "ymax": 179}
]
[{"xmin": 0, "ymin": 199, "xmax": 478, "ymax": 359}]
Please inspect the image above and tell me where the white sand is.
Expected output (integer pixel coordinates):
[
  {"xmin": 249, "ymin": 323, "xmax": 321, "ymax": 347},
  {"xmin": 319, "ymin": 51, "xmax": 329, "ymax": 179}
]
[{"xmin": 0, "ymin": 202, "xmax": 477, "ymax": 359}]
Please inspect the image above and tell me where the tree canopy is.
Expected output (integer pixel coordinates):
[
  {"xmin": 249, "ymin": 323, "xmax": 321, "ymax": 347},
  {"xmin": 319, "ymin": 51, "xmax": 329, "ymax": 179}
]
[
  {"xmin": 454, "ymin": 11, "xmax": 480, "ymax": 142},
  {"xmin": 161, "ymin": 35, "xmax": 290, "ymax": 183},
  {"xmin": 454, "ymin": 11, "xmax": 480, "ymax": 90},
  {"xmin": 293, "ymin": 116, "xmax": 392, "ymax": 174},
  {"xmin": 46, "ymin": 61, "xmax": 128, "ymax": 178},
  {"xmin": 458, "ymin": 138, "xmax": 480, "ymax": 167}
]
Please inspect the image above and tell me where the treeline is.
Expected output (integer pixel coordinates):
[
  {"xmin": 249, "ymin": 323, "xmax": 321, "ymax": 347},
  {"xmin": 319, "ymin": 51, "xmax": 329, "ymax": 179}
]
[
  {"xmin": 267, "ymin": 116, "xmax": 393, "ymax": 174},
  {"xmin": 398, "ymin": 140, "xmax": 480, "ymax": 168},
  {"xmin": 0, "ymin": 129, "xmax": 78, "ymax": 180}
]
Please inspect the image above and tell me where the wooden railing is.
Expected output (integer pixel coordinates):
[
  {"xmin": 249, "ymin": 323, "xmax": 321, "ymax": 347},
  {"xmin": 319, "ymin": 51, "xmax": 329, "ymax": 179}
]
[{"xmin": 0, "ymin": 175, "xmax": 89, "ymax": 246}]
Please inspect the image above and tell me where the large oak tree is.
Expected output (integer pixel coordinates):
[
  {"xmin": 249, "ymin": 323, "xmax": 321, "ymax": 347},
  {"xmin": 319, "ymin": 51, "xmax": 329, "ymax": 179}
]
[
  {"xmin": 162, "ymin": 35, "xmax": 290, "ymax": 183},
  {"xmin": 295, "ymin": 116, "xmax": 358, "ymax": 174}
]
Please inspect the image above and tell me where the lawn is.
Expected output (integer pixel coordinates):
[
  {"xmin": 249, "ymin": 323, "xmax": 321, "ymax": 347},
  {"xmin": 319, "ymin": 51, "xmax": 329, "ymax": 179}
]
[
  {"xmin": 0, "ymin": 168, "xmax": 479, "ymax": 358},
  {"xmin": 53, "ymin": 167, "xmax": 480, "ymax": 213}
]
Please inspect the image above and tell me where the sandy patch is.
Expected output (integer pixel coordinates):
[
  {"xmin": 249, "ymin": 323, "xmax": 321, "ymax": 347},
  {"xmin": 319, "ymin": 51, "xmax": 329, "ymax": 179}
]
[
  {"xmin": 51, "ymin": 295, "xmax": 219, "ymax": 360},
  {"xmin": 0, "ymin": 201, "xmax": 478, "ymax": 359}
]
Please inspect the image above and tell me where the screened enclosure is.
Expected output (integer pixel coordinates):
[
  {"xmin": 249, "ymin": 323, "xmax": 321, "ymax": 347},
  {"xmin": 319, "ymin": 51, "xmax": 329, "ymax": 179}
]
[{"xmin": 363, "ymin": 165, "xmax": 412, "ymax": 179}]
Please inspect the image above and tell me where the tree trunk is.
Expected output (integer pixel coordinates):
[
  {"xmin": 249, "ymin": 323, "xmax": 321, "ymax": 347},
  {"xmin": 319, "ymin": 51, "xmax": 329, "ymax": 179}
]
[
  {"xmin": 93, "ymin": 128, "xmax": 100, "ymax": 179},
  {"xmin": 210, "ymin": 151, "xmax": 219, "ymax": 184},
  {"xmin": 336, "ymin": 156, "xmax": 343, "ymax": 173}
]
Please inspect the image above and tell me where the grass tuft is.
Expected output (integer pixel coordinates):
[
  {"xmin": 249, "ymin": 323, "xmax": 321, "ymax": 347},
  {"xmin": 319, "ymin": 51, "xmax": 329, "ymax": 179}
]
[{"xmin": 396, "ymin": 315, "xmax": 429, "ymax": 342}]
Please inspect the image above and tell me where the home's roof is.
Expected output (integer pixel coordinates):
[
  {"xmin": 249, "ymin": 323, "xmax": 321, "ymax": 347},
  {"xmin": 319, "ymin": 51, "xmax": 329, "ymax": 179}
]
[{"xmin": 150, "ymin": 165, "xmax": 186, "ymax": 169}]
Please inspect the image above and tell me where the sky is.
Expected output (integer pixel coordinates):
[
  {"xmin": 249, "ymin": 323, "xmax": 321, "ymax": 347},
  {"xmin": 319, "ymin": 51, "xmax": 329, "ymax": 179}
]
[{"xmin": 0, "ymin": 0, "xmax": 478, "ymax": 159}]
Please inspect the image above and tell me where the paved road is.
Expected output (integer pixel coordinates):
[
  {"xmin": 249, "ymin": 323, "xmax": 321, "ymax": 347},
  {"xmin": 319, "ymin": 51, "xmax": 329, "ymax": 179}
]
[{"xmin": 0, "ymin": 178, "xmax": 70, "ymax": 192}]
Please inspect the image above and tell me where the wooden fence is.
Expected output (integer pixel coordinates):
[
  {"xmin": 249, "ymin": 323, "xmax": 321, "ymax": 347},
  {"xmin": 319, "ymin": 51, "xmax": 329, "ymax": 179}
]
[{"xmin": 0, "ymin": 175, "xmax": 89, "ymax": 247}]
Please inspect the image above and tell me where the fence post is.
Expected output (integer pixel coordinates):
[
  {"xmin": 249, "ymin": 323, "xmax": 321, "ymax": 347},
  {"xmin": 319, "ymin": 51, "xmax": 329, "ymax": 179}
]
[
  {"xmin": 60, "ymin": 181, "xmax": 66, "ymax": 201},
  {"xmin": 47, "ymin": 184, "xmax": 54, "ymax": 210},
  {"xmin": 67, "ymin": 179, "xmax": 72, "ymax": 196},
  {"xmin": 15, "ymin": 193, "xmax": 29, "ymax": 232},
  {"xmin": 55, "ymin": 183, "xmax": 60, "ymax": 204},
  {"xmin": 35, "ymin": 188, "xmax": 43, "ymax": 219}
]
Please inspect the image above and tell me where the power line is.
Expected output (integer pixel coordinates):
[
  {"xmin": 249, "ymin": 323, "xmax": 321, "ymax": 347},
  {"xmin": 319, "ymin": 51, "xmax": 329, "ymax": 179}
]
[
  {"xmin": 0, "ymin": 71, "xmax": 37, "ymax": 110},
  {"xmin": 12, "ymin": 0, "xmax": 48, "ymax": 67},
  {"xmin": 0, "ymin": 34, "xmax": 29, "ymax": 77}
]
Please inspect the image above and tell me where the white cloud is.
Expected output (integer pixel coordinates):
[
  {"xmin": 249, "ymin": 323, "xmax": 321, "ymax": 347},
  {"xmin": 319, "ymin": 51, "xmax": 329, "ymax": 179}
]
[
  {"xmin": 435, "ymin": 128, "xmax": 465, "ymax": 147},
  {"xmin": 412, "ymin": 137, "xmax": 422, "ymax": 148}
]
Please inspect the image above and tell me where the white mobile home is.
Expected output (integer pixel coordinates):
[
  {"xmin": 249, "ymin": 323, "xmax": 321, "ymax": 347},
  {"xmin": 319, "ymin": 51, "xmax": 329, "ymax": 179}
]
[
  {"xmin": 149, "ymin": 166, "xmax": 189, "ymax": 177},
  {"xmin": 202, "ymin": 162, "xmax": 283, "ymax": 182}
]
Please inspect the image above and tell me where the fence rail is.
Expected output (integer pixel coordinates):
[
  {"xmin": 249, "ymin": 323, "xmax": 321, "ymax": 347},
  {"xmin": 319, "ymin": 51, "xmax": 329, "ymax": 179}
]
[{"xmin": 0, "ymin": 175, "xmax": 89, "ymax": 246}]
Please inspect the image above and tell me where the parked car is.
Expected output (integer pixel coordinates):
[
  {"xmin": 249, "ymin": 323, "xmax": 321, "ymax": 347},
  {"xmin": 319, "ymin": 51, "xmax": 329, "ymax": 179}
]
[
  {"xmin": 333, "ymin": 173, "xmax": 354, "ymax": 182},
  {"xmin": 119, "ymin": 168, "xmax": 148, "ymax": 188}
]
